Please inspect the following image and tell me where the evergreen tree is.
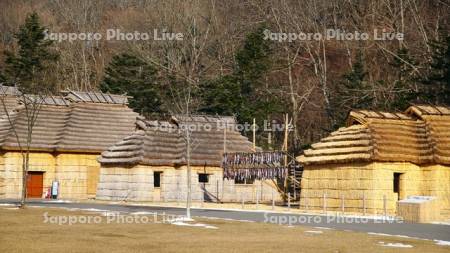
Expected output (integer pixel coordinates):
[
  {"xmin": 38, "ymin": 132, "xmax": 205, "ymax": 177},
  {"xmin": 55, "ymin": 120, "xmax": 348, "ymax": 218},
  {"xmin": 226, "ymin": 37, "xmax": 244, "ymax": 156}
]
[
  {"xmin": 332, "ymin": 50, "xmax": 372, "ymax": 127},
  {"xmin": 3, "ymin": 12, "xmax": 58, "ymax": 93},
  {"xmin": 423, "ymin": 32, "xmax": 450, "ymax": 105},
  {"xmin": 200, "ymin": 25, "xmax": 280, "ymax": 125},
  {"xmin": 100, "ymin": 53, "xmax": 164, "ymax": 115},
  {"xmin": 0, "ymin": 12, "xmax": 59, "ymax": 208},
  {"xmin": 386, "ymin": 47, "xmax": 417, "ymax": 110},
  {"xmin": 342, "ymin": 51, "xmax": 371, "ymax": 108}
]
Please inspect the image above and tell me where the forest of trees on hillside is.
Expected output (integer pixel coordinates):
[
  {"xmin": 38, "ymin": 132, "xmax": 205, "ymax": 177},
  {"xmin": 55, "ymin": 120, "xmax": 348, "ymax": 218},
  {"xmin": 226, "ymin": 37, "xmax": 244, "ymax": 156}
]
[{"xmin": 0, "ymin": 0, "xmax": 448, "ymax": 153}]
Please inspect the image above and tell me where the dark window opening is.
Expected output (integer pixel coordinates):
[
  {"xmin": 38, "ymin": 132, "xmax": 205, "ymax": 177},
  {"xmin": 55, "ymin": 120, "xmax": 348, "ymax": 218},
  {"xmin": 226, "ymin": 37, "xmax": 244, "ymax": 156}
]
[
  {"xmin": 154, "ymin": 172, "xmax": 162, "ymax": 188},
  {"xmin": 393, "ymin": 173, "xmax": 401, "ymax": 194},
  {"xmin": 198, "ymin": 173, "xmax": 209, "ymax": 183},
  {"xmin": 234, "ymin": 178, "xmax": 255, "ymax": 185}
]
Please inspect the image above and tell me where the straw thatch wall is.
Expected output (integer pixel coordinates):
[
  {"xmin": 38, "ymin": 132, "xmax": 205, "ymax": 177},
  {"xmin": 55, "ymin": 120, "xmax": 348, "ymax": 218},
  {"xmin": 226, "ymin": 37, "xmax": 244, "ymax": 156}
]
[
  {"xmin": 0, "ymin": 155, "xmax": 4, "ymax": 197},
  {"xmin": 0, "ymin": 152, "xmax": 100, "ymax": 199},
  {"xmin": 1, "ymin": 152, "xmax": 56, "ymax": 199},
  {"xmin": 55, "ymin": 154, "xmax": 100, "ymax": 199},
  {"xmin": 96, "ymin": 165, "xmax": 172, "ymax": 201},
  {"xmin": 422, "ymin": 165, "xmax": 450, "ymax": 209},
  {"xmin": 96, "ymin": 165, "xmax": 281, "ymax": 202},
  {"xmin": 299, "ymin": 162, "xmax": 450, "ymax": 215}
]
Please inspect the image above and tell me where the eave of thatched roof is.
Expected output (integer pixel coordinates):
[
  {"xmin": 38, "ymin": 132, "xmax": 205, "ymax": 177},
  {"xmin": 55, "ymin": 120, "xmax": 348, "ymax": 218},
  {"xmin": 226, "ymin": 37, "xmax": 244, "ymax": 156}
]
[
  {"xmin": 99, "ymin": 115, "xmax": 256, "ymax": 167},
  {"xmin": 299, "ymin": 105, "xmax": 450, "ymax": 166},
  {"xmin": 0, "ymin": 91, "xmax": 138, "ymax": 153}
]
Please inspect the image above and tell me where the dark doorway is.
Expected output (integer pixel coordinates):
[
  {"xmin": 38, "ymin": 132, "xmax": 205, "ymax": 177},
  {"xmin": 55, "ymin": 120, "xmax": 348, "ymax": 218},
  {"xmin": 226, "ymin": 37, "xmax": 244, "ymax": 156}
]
[
  {"xmin": 154, "ymin": 172, "xmax": 162, "ymax": 188},
  {"xmin": 393, "ymin": 173, "xmax": 402, "ymax": 200},
  {"xmin": 26, "ymin": 171, "xmax": 44, "ymax": 198}
]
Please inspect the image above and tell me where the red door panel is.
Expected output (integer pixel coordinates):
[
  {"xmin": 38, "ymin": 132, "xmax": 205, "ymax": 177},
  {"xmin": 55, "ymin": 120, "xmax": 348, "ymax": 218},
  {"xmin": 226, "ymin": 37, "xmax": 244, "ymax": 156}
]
[{"xmin": 26, "ymin": 172, "xmax": 44, "ymax": 198}]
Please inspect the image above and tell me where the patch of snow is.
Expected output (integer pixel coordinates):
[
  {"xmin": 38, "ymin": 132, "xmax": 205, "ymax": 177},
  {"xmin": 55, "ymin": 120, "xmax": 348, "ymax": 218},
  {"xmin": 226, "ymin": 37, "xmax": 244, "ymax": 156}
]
[
  {"xmin": 130, "ymin": 211, "xmax": 157, "ymax": 216},
  {"xmin": 368, "ymin": 232, "xmax": 427, "ymax": 241},
  {"xmin": 398, "ymin": 196, "xmax": 435, "ymax": 204},
  {"xmin": 63, "ymin": 207, "xmax": 110, "ymax": 213},
  {"xmin": 80, "ymin": 208, "xmax": 110, "ymax": 213},
  {"xmin": 236, "ymin": 219, "xmax": 255, "ymax": 223},
  {"xmin": 378, "ymin": 242, "xmax": 413, "ymax": 248},
  {"xmin": 171, "ymin": 221, "xmax": 218, "ymax": 229},
  {"xmin": 197, "ymin": 216, "xmax": 222, "ymax": 220},
  {"xmin": 46, "ymin": 200, "xmax": 73, "ymax": 203},
  {"xmin": 434, "ymin": 240, "xmax": 450, "ymax": 246},
  {"xmin": 169, "ymin": 216, "xmax": 195, "ymax": 222},
  {"xmin": 368, "ymin": 232, "xmax": 396, "ymax": 237},
  {"xmin": 304, "ymin": 230, "xmax": 323, "ymax": 234},
  {"xmin": 62, "ymin": 208, "xmax": 81, "ymax": 211},
  {"xmin": 101, "ymin": 212, "xmax": 121, "ymax": 217},
  {"xmin": 313, "ymin": 226, "xmax": 333, "ymax": 230},
  {"xmin": 431, "ymin": 221, "xmax": 450, "ymax": 226},
  {"xmin": 3, "ymin": 207, "xmax": 20, "ymax": 210},
  {"xmin": 0, "ymin": 203, "xmax": 16, "ymax": 207}
]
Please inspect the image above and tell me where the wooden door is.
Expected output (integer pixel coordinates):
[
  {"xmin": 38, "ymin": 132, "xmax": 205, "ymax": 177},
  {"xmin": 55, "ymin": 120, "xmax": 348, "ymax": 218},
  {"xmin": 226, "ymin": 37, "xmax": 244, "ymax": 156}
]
[
  {"xmin": 87, "ymin": 166, "xmax": 100, "ymax": 196},
  {"xmin": 26, "ymin": 172, "xmax": 44, "ymax": 198}
]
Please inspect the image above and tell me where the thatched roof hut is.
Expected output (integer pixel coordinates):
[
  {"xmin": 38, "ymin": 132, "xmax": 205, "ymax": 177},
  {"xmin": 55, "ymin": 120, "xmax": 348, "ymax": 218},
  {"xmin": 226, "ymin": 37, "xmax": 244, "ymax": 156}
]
[
  {"xmin": 296, "ymin": 105, "xmax": 450, "ymax": 216},
  {"xmin": 96, "ymin": 115, "xmax": 281, "ymax": 203},
  {"xmin": 0, "ymin": 87, "xmax": 140, "ymax": 199}
]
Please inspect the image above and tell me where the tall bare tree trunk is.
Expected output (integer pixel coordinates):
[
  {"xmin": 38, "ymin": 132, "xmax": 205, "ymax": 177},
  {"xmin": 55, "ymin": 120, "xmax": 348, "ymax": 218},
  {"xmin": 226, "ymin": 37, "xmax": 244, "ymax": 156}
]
[
  {"xmin": 20, "ymin": 153, "xmax": 28, "ymax": 208},
  {"xmin": 186, "ymin": 124, "xmax": 192, "ymax": 219}
]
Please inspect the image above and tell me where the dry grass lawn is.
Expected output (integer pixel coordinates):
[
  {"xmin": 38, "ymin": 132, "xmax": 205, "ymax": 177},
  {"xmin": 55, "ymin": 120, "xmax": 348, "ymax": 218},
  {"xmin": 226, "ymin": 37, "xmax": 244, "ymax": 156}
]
[{"xmin": 0, "ymin": 206, "xmax": 448, "ymax": 253}]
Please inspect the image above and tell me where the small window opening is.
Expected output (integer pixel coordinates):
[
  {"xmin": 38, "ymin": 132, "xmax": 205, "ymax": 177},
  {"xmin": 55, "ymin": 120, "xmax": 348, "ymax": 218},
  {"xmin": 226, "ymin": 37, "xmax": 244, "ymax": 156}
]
[
  {"xmin": 154, "ymin": 172, "xmax": 162, "ymax": 188},
  {"xmin": 198, "ymin": 173, "xmax": 209, "ymax": 183},
  {"xmin": 393, "ymin": 172, "xmax": 402, "ymax": 197}
]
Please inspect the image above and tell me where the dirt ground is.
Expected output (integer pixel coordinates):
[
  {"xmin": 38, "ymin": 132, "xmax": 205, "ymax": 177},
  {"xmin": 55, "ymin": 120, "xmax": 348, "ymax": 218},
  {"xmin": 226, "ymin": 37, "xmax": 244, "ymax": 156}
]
[{"xmin": 0, "ymin": 206, "xmax": 448, "ymax": 253}]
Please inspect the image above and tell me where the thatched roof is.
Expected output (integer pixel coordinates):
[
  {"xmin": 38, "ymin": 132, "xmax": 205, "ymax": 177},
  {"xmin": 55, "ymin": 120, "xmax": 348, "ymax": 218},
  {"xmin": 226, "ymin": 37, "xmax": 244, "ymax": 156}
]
[
  {"xmin": 0, "ymin": 89, "xmax": 138, "ymax": 153},
  {"xmin": 62, "ymin": 90, "xmax": 129, "ymax": 104},
  {"xmin": 298, "ymin": 105, "xmax": 450, "ymax": 165},
  {"xmin": 99, "ymin": 115, "xmax": 256, "ymax": 167}
]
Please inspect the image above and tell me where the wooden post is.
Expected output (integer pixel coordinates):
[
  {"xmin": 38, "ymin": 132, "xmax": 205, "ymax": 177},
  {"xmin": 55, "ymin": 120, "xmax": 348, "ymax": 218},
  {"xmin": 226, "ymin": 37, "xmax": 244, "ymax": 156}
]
[
  {"xmin": 256, "ymin": 190, "xmax": 259, "ymax": 210},
  {"xmin": 201, "ymin": 188, "xmax": 204, "ymax": 208},
  {"xmin": 283, "ymin": 114, "xmax": 289, "ymax": 194},
  {"xmin": 176, "ymin": 182, "xmax": 180, "ymax": 206},
  {"xmin": 252, "ymin": 118, "xmax": 256, "ymax": 151},
  {"xmin": 341, "ymin": 194, "xmax": 345, "ymax": 213},
  {"xmin": 216, "ymin": 180, "xmax": 219, "ymax": 203},
  {"xmin": 272, "ymin": 190, "xmax": 275, "ymax": 210},
  {"xmin": 241, "ymin": 192, "xmax": 245, "ymax": 209},
  {"xmin": 305, "ymin": 194, "xmax": 309, "ymax": 211},
  {"xmin": 363, "ymin": 192, "xmax": 366, "ymax": 216},
  {"xmin": 323, "ymin": 193, "xmax": 327, "ymax": 214},
  {"xmin": 223, "ymin": 121, "xmax": 227, "ymax": 153},
  {"xmin": 383, "ymin": 195, "xmax": 387, "ymax": 217},
  {"xmin": 283, "ymin": 114, "xmax": 288, "ymax": 152},
  {"xmin": 293, "ymin": 185, "xmax": 296, "ymax": 200},
  {"xmin": 260, "ymin": 181, "xmax": 263, "ymax": 202},
  {"xmin": 298, "ymin": 193, "xmax": 302, "ymax": 210},
  {"xmin": 287, "ymin": 193, "xmax": 291, "ymax": 211},
  {"xmin": 268, "ymin": 132, "xmax": 272, "ymax": 150}
]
